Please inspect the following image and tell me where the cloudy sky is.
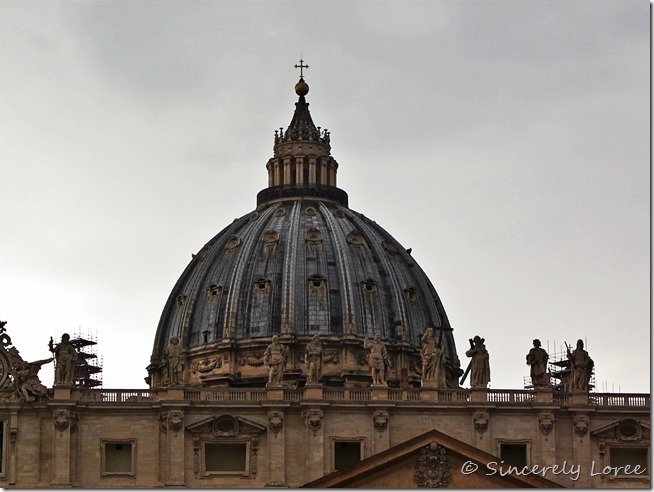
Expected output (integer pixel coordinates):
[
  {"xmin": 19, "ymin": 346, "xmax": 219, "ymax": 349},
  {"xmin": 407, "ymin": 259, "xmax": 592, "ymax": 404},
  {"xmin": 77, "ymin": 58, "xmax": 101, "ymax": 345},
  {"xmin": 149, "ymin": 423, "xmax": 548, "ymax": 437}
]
[{"xmin": 1, "ymin": 1, "xmax": 649, "ymax": 392}]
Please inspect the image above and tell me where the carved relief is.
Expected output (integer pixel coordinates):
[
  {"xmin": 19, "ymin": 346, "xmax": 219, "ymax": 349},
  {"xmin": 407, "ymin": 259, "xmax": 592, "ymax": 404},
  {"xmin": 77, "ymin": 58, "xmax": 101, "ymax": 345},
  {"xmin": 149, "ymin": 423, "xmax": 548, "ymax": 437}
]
[
  {"xmin": 473, "ymin": 411, "xmax": 489, "ymax": 434},
  {"xmin": 574, "ymin": 415, "xmax": 589, "ymax": 437},
  {"xmin": 0, "ymin": 391, "xmax": 18, "ymax": 402},
  {"xmin": 239, "ymin": 353, "xmax": 265, "ymax": 367},
  {"xmin": 303, "ymin": 409, "xmax": 323, "ymax": 434},
  {"xmin": 168, "ymin": 410, "xmax": 184, "ymax": 434},
  {"xmin": 176, "ymin": 295, "xmax": 186, "ymax": 307},
  {"xmin": 274, "ymin": 208, "xmax": 286, "ymax": 217},
  {"xmin": 373, "ymin": 410, "xmax": 389, "ymax": 432},
  {"xmin": 268, "ymin": 411, "xmax": 284, "ymax": 434},
  {"xmin": 323, "ymin": 352, "xmax": 339, "ymax": 365},
  {"xmin": 192, "ymin": 357, "xmax": 222, "ymax": 374},
  {"xmin": 413, "ymin": 442, "xmax": 452, "ymax": 488},
  {"xmin": 53, "ymin": 409, "xmax": 77, "ymax": 432},
  {"xmin": 538, "ymin": 413, "xmax": 554, "ymax": 435},
  {"xmin": 304, "ymin": 206, "xmax": 316, "ymax": 216}
]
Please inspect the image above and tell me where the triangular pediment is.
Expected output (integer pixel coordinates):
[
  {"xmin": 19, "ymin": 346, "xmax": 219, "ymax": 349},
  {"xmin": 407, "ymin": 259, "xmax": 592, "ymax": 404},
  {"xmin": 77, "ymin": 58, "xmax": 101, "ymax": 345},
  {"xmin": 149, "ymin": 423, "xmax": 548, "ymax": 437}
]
[
  {"xmin": 591, "ymin": 418, "xmax": 650, "ymax": 441},
  {"xmin": 302, "ymin": 428, "xmax": 563, "ymax": 488},
  {"xmin": 186, "ymin": 414, "xmax": 266, "ymax": 436}
]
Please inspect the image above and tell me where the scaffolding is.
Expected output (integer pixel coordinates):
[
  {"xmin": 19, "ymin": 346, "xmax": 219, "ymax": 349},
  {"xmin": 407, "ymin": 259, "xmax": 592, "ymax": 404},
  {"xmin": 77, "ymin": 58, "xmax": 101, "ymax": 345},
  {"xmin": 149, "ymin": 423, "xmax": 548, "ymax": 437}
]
[{"xmin": 52, "ymin": 328, "xmax": 103, "ymax": 388}]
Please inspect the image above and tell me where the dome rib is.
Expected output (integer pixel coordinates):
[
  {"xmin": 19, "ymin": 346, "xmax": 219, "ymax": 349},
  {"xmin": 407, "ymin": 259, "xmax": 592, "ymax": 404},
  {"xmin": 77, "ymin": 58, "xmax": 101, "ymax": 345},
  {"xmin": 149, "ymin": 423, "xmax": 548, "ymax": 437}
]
[{"xmin": 318, "ymin": 202, "xmax": 356, "ymax": 336}]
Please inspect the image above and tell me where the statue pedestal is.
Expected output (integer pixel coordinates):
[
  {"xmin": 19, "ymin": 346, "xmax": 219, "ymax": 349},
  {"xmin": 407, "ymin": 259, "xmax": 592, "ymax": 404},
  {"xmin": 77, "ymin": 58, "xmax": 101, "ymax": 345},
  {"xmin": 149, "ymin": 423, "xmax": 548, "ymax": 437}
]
[
  {"xmin": 304, "ymin": 384, "xmax": 323, "ymax": 400},
  {"xmin": 534, "ymin": 389, "xmax": 553, "ymax": 403},
  {"xmin": 370, "ymin": 385, "xmax": 388, "ymax": 400},
  {"xmin": 570, "ymin": 391, "xmax": 589, "ymax": 405},
  {"xmin": 421, "ymin": 387, "xmax": 438, "ymax": 401},
  {"xmin": 470, "ymin": 388, "xmax": 488, "ymax": 402},
  {"xmin": 266, "ymin": 385, "xmax": 284, "ymax": 400},
  {"xmin": 53, "ymin": 385, "xmax": 72, "ymax": 400},
  {"xmin": 163, "ymin": 387, "xmax": 185, "ymax": 401}
]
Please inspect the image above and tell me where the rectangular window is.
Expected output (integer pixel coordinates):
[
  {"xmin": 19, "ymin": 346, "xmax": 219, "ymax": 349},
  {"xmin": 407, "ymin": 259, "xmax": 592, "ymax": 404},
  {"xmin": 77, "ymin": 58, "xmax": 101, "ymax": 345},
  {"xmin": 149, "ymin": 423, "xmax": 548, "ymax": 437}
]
[
  {"xmin": 500, "ymin": 443, "xmax": 528, "ymax": 468},
  {"xmin": 101, "ymin": 440, "xmax": 135, "ymax": 476},
  {"xmin": 334, "ymin": 441, "xmax": 362, "ymax": 471},
  {"xmin": 610, "ymin": 447, "xmax": 649, "ymax": 475},
  {"xmin": 203, "ymin": 442, "xmax": 249, "ymax": 476}
]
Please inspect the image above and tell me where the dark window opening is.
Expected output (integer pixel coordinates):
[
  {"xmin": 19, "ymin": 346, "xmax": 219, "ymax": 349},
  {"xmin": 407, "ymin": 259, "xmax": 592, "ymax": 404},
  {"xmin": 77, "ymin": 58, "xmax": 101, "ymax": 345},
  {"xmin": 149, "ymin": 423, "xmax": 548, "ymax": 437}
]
[
  {"xmin": 103, "ymin": 441, "xmax": 134, "ymax": 475},
  {"xmin": 205, "ymin": 443, "xmax": 247, "ymax": 473},
  {"xmin": 610, "ymin": 448, "xmax": 648, "ymax": 475},
  {"xmin": 500, "ymin": 443, "xmax": 528, "ymax": 468},
  {"xmin": 334, "ymin": 441, "xmax": 361, "ymax": 471}
]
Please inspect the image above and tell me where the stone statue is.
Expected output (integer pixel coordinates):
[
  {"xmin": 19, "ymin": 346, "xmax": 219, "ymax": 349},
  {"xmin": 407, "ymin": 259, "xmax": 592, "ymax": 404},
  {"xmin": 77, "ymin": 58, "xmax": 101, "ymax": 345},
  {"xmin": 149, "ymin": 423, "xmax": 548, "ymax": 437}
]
[
  {"xmin": 526, "ymin": 339, "xmax": 550, "ymax": 388},
  {"xmin": 7, "ymin": 347, "xmax": 51, "ymax": 402},
  {"xmin": 465, "ymin": 336, "xmax": 490, "ymax": 389},
  {"xmin": 364, "ymin": 334, "xmax": 389, "ymax": 386},
  {"xmin": 567, "ymin": 339, "xmax": 594, "ymax": 391},
  {"xmin": 48, "ymin": 333, "xmax": 78, "ymax": 385},
  {"xmin": 166, "ymin": 337, "xmax": 184, "ymax": 386},
  {"xmin": 264, "ymin": 336, "xmax": 288, "ymax": 385},
  {"xmin": 15, "ymin": 358, "xmax": 53, "ymax": 402},
  {"xmin": 304, "ymin": 335, "xmax": 323, "ymax": 384},
  {"xmin": 421, "ymin": 328, "xmax": 446, "ymax": 388}
]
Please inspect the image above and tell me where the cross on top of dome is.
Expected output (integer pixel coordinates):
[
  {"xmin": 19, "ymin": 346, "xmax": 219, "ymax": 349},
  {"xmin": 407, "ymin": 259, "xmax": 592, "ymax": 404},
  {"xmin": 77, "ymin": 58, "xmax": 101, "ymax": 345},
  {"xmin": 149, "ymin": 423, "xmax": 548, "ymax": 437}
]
[{"xmin": 294, "ymin": 58, "xmax": 309, "ymax": 77}]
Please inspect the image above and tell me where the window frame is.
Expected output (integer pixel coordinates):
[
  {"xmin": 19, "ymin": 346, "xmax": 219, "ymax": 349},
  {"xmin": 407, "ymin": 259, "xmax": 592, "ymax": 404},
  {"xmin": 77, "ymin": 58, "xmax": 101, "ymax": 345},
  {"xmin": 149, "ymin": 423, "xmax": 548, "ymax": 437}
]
[
  {"xmin": 606, "ymin": 445, "xmax": 650, "ymax": 480},
  {"xmin": 201, "ymin": 439, "xmax": 252, "ymax": 477},
  {"xmin": 100, "ymin": 439, "xmax": 136, "ymax": 478}
]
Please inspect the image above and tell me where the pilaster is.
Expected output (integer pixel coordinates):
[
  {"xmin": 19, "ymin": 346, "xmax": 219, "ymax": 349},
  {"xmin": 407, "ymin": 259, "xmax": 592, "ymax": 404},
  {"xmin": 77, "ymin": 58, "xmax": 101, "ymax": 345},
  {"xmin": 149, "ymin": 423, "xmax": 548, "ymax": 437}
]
[
  {"xmin": 162, "ymin": 409, "xmax": 186, "ymax": 487},
  {"xmin": 371, "ymin": 409, "xmax": 390, "ymax": 455},
  {"xmin": 302, "ymin": 408, "xmax": 324, "ymax": 482},
  {"xmin": 267, "ymin": 408, "xmax": 287, "ymax": 487}
]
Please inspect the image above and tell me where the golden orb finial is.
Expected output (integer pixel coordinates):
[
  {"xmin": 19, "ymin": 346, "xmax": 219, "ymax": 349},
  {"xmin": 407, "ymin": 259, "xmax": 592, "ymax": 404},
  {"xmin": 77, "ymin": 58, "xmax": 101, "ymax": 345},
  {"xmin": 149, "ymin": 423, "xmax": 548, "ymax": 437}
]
[{"xmin": 295, "ymin": 78, "xmax": 309, "ymax": 96}]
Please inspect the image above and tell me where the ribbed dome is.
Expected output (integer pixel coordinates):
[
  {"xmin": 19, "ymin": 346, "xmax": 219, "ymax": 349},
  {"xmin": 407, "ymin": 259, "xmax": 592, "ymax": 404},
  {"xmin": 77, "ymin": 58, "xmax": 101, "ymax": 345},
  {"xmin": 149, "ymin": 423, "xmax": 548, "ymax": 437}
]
[{"xmin": 148, "ymin": 69, "xmax": 462, "ymax": 388}]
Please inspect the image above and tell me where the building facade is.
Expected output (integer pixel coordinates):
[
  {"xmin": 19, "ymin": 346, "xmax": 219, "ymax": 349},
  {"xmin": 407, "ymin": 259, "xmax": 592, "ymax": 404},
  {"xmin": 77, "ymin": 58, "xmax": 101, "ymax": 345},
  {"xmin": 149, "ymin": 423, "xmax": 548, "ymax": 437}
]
[{"xmin": 0, "ymin": 71, "xmax": 649, "ymax": 488}]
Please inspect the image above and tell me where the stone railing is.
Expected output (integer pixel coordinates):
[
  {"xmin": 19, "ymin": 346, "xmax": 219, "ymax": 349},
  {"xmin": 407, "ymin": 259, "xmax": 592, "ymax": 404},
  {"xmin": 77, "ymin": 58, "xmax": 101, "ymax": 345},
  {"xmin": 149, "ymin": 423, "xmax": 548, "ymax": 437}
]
[
  {"xmin": 74, "ymin": 387, "xmax": 649, "ymax": 408},
  {"xmin": 588, "ymin": 393, "xmax": 650, "ymax": 408},
  {"xmin": 79, "ymin": 389, "xmax": 157, "ymax": 403}
]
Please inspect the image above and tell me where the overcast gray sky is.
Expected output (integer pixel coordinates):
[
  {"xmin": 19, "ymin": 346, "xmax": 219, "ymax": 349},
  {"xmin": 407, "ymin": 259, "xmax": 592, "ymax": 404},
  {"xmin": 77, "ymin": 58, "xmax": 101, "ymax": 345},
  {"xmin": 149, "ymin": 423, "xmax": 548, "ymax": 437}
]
[{"xmin": 1, "ymin": 0, "xmax": 649, "ymax": 392}]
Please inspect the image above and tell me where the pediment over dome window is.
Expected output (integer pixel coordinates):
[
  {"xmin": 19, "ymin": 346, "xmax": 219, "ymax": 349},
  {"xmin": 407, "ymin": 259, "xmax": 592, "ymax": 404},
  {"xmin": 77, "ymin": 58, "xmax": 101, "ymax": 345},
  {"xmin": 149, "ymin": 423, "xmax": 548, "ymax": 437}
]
[
  {"xmin": 262, "ymin": 230, "xmax": 280, "ymax": 243},
  {"xmin": 346, "ymin": 231, "xmax": 365, "ymax": 247},
  {"xmin": 305, "ymin": 227, "xmax": 323, "ymax": 244},
  {"xmin": 224, "ymin": 235, "xmax": 241, "ymax": 250}
]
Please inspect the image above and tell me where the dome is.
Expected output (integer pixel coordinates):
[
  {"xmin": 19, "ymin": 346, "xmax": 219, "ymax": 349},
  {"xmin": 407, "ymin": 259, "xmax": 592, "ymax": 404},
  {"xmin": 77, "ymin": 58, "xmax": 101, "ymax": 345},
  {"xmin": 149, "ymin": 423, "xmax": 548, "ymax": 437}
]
[{"xmin": 148, "ymin": 69, "xmax": 462, "ymax": 389}]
